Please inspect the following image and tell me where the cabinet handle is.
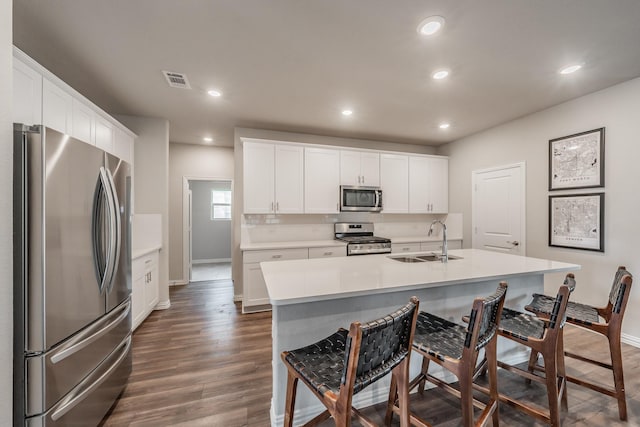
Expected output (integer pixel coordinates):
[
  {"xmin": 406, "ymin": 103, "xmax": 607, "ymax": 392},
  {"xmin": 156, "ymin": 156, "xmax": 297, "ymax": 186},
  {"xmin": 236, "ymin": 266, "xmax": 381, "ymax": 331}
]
[
  {"xmin": 276, "ymin": 201, "xmax": 279, "ymax": 212},
  {"xmin": 323, "ymin": 251, "xmax": 333, "ymax": 256},
  {"xmin": 270, "ymin": 202, "xmax": 274, "ymax": 212},
  {"xmin": 272, "ymin": 254, "xmax": 282, "ymax": 259},
  {"xmin": 402, "ymin": 247, "xmax": 410, "ymax": 251},
  {"xmin": 361, "ymin": 175, "xmax": 365, "ymax": 184}
]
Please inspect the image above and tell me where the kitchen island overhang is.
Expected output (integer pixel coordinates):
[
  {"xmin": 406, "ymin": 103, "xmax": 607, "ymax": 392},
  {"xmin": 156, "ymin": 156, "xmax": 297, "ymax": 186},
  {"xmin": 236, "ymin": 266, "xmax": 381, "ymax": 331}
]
[{"xmin": 261, "ymin": 249, "xmax": 580, "ymax": 426}]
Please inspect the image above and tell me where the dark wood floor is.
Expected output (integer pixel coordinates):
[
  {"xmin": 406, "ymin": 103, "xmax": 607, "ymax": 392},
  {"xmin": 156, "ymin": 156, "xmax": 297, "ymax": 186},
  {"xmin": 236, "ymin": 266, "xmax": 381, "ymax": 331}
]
[{"xmin": 102, "ymin": 280, "xmax": 640, "ymax": 426}]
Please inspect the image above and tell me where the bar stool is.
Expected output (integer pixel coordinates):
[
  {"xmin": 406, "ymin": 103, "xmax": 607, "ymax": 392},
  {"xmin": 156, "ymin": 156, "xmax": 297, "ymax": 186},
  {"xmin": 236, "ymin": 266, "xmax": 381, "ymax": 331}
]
[
  {"xmin": 474, "ymin": 273, "xmax": 575, "ymax": 426},
  {"xmin": 525, "ymin": 266, "xmax": 633, "ymax": 420},
  {"xmin": 281, "ymin": 297, "xmax": 419, "ymax": 427},
  {"xmin": 386, "ymin": 283, "xmax": 508, "ymax": 427}
]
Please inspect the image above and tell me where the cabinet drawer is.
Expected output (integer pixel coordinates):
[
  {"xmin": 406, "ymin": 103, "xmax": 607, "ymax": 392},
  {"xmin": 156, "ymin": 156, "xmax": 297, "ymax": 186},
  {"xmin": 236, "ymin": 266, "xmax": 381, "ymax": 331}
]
[
  {"xmin": 420, "ymin": 240, "xmax": 462, "ymax": 251},
  {"xmin": 391, "ymin": 243, "xmax": 421, "ymax": 253},
  {"xmin": 308, "ymin": 246, "xmax": 346, "ymax": 259},
  {"xmin": 243, "ymin": 248, "xmax": 308, "ymax": 264}
]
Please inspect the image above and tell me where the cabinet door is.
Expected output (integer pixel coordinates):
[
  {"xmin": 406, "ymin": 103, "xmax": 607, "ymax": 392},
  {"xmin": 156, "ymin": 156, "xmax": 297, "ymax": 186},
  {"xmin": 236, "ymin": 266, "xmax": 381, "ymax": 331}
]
[
  {"xmin": 340, "ymin": 150, "xmax": 362, "ymax": 185},
  {"xmin": 113, "ymin": 127, "xmax": 134, "ymax": 164},
  {"xmin": 409, "ymin": 156, "xmax": 430, "ymax": 213},
  {"xmin": 380, "ymin": 154, "xmax": 409, "ymax": 213},
  {"xmin": 95, "ymin": 116, "xmax": 114, "ymax": 153},
  {"xmin": 243, "ymin": 142, "xmax": 275, "ymax": 213},
  {"xmin": 360, "ymin": 152, "xmax": 380, "ymax": 186},
  {"xmin": 274, "ymin": 145, "xmax": 304, "ymax": 213},
  {"xmin": 145, "ymin": 257, "xmax": 159, "ymax": 311},
  {"xmin": 391, "ymin": 243, "xmax": 421, "ymax": 253},
  {"xmin": 305, "ymin": 147, "xmax": 340, "ymax": 213},
  {"xmin": 131, "ymin": 259, "xmax": 145, "ymax": 330},
  {"xmin": 72, "ymin": 99, "xmax": 95, "ymax": 145},
  {"xmin": 243, "ymin": 263, "xmax": 270, "ymax": 309},
  {"xmin": 43, "ymin": 78, "xmax": 72, "ymax": 134},
  {"xmin": 429, "ymin": 157, "xmax": 449, "ymax": 213},
  {"xmin": 13, "ymin": 58, "xmax": 42, "ymax": 125}
]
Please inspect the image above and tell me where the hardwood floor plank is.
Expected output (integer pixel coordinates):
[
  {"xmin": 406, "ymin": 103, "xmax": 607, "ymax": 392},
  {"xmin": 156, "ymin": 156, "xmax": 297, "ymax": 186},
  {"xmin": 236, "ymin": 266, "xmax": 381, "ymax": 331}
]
[{"xmin": 101, "ymin": 280, "xmax": 640, "ymax": 426}]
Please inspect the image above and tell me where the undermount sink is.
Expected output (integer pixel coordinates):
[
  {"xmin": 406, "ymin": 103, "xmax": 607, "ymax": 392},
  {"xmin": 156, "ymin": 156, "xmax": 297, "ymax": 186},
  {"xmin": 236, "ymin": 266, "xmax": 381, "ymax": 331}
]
[{"xmin": 388, "ymin": 253, "xmax": 463, "ymax": 263}]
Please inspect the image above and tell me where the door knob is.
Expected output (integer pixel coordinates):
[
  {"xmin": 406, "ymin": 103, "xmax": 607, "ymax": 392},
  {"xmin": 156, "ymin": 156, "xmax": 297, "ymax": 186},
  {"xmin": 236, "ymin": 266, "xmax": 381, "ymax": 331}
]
[{"xmin": 507, "ymin": 241, "xmax": 520, "ymax": 246}]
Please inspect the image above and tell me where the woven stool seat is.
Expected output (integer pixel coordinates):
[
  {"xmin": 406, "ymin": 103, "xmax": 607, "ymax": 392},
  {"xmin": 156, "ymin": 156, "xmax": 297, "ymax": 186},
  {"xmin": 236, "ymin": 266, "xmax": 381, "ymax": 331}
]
[
  {"xmin": 527, "ymin": 293, "xmax": 599, "ymax": 325},
  {"xmin": 281, "ymin": 297, "xmax": 419, "ymax": 427},
  {"xmin": 413, "ymin": 311, "xmax": 468, "ymax": 360},
  {"xmin": 499, "ymin": 307, "xmax": 546, "ymax": 341},
  {"xmin": 284, "ymin": 329, "xmax": 348, "ymax": 395}
]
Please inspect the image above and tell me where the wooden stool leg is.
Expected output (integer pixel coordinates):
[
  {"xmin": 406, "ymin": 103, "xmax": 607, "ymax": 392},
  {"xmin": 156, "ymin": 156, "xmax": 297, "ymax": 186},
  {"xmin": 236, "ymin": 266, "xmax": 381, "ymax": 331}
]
[
  {"xmin": 542, "ymin": 351, "xmax": 561, "ymax": 427},
  {"xmin": 385, "ymin": 371, "xmax": 398, "ymax": 425},
  {"xmin": 556, "ymin": 330, "xmax": 568, "ymax": 410},
  {"xmin": 394, "ymin": 360, "xmax": 411, "ymax": 427},
  {"xmin": 526, "ymin": 348, "xmax": 539, "ymax": 385},
  {"xmin": 486, "ymin": 338, "xmax": 499, "ymax": 427},
  {"xmin": 459, "ymin": 367, "xmax": 474, "ymax": 427},
  {"xmin": 609, "ymin": 333, "xmax": 627, "ymax": 420},
  {"xmin": 284, "ymin": 372, "xmax": 298, "ymax": 427},
  {"xmin": 417, "ymin": 356, "xmax": 430, "ymax": 394}
]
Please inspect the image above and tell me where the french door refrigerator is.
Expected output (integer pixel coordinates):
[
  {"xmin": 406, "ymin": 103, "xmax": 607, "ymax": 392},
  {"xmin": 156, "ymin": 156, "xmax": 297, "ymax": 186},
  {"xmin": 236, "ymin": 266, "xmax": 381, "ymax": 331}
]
[{"xmin": 13, "ymin": 124, "xmax": 132, "ymax": 426}]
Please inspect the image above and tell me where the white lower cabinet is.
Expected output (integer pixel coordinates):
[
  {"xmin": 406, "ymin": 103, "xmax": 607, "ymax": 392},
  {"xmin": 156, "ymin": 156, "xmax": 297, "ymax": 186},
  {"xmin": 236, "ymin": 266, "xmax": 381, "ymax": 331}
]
[
  {"xmin": 242, "ymin": 248, "xmax": 308, "ymax": 313},
  {"xmin": 132, "ymin": 250, "xmax": 159, "ymax": 330},
  {"xmin": 308, "ymin": 246, "xmax": 346, "ymax": 258},
  {"xmin": 392, "ymin": 240, "xmax": 462, "ymax": 254}
]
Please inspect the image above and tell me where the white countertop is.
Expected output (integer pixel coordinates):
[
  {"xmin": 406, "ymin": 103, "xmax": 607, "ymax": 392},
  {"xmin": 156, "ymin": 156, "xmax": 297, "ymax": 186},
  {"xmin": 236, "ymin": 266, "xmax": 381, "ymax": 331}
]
[{"xmin": 260, "ymin": 249, "xmax": 580, "ymax": 305}]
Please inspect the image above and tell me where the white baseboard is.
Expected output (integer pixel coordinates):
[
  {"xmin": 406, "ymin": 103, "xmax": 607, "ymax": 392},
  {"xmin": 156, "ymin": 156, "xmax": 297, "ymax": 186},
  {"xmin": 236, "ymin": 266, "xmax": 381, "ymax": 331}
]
[
  {"xmin": 622, "ymin": 333, "xmax": 640, "ymax": 348},
  {"xmin": 169, "ymin": 279, "xmax": 188, "ymax": 286},
  {"xmin": 192, "ymin": 258, "xmax": 231, "ymax": 264},
  {"xmin": 154, "ymin": 299, "xmax": 171, "ymax": 310}
]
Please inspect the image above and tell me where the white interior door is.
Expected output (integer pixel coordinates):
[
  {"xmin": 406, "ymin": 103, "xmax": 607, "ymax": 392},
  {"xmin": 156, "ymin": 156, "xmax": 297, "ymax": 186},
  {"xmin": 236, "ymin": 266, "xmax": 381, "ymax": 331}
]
[{"xmin": 472, "ymin": 163, "xmax": 525, "ymax": 254}]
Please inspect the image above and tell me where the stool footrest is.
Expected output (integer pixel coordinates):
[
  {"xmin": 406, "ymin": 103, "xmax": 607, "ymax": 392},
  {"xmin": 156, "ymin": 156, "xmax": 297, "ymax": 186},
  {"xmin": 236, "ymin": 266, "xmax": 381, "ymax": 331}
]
[{"xmin": 564, "ymin": 350, "xmax": 613, "ymax": 370}]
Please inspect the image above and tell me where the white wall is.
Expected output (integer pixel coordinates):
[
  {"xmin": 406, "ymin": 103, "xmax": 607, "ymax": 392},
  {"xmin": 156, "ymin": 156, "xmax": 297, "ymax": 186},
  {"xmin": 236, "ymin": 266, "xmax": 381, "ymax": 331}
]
[
  {"xmin": 169, "ymin": 143, "xmax": 234, "ymax": 282},
  {"xmin": 115, "ymin": 115, "xmax": 171, "ymax": 307},
  {"xmin": 1, "ymin": 0, "xmax": 12, "ymax": 423},
  {"xmin": 438, "ymin": 77, "xmax": 640, "ymax": 341},
  {"xmin": 190, "ymin": 180, "xmax": 232, "ymax": 261}
]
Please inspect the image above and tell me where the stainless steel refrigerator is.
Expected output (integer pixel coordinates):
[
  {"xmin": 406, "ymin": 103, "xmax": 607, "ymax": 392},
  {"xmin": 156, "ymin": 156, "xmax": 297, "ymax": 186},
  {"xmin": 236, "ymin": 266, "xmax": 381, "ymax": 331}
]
[{"xmin": 13, "ymin": 124, "xmax": 133, "ymax": 426}]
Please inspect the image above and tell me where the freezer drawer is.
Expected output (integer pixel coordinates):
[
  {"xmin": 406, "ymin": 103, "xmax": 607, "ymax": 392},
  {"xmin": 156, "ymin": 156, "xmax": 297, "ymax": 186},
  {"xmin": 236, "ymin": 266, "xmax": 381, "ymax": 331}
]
[
  {"xmin": 25, "ymin": 299, "xmax": 131, "ymax": 416},
  {"xmin": 26, "ymin": 334, "xmax": 132, "ymax": 427}
]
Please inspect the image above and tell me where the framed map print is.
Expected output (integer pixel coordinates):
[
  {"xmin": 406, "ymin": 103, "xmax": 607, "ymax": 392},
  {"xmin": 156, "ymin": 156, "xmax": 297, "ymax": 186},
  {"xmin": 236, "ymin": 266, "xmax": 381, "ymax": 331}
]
[
  {"xmin": 549, "ymin": 193, "xmax": 604, "ymax": 252},
  {"xmin": 549, "ymin": 127, "xmax": 604, "ymax": 190}
]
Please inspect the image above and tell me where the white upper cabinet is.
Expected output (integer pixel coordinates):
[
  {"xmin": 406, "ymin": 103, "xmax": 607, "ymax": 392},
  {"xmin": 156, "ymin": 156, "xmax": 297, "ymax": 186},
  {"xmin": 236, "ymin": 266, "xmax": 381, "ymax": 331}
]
[
  {"xmin": 113, "ymin": 127, "xmax": 134, "ymax": 164},
  {"xmin": 340, "ymin": 150, "xmax": 380, "ymax": 187},
  {"xmin": 305, "ymin": 147, "xmax": 340, "ymax": 213},
  {"xmin": 13, "ymin": 57, "xmax": 42, "ymax": 126},
  {"xmin": 274, "ymin": 144, "xmax": 304, "ymax": 214},
  {"xmin": 42, "ymin": 78, "xmax": 73, "ymax": 134},
  {"xmin": 71, "ymin": 99, "xmax": 95, "ymax": 144},
  {"xmin": 409, "ymin": 156, "xmax": 449, "ymax": 213},
  {"xmin": 380, "ymin": 153, "xmax": 409, "ymax": 213},
  {"xmin": 243, "ymin": 140, "xmax": 304, "ymax": 214},
  {"xmin": 95, "ymin": 115, "xmax": 114, "ymax": 153}
]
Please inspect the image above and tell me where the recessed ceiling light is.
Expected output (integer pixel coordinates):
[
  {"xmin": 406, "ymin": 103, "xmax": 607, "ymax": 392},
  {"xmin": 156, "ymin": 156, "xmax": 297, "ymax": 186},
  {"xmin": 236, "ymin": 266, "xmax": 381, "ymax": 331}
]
[
  {"xmin": 417, "ymin": 16, "xmax": 445, "ymax": 36},
  {"xmin": 342, "ymin": 109, "xmax": 353, "ymax": 116},
  {"xmin": 432, "ymin": 70, "xmax": 449, "ymax": 80},
  {"xmin": 207, "ymin": 89, "xmax": 222, "ymax": 97},
  {"xmin": 203, "ymin": 137, "xmax": 213, "ymax": 142},
  {"xmin": 439, "ymin": 123, "xmax": 450, "ymax": 129},
  {"xmin": 559, "ymin": 64, "xmax": 582, "ymax": 75}
]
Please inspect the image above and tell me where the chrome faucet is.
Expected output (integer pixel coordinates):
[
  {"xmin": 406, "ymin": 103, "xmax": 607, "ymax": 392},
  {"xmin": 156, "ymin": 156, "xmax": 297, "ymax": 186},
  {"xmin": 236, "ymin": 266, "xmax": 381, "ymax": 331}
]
[{"xmin": 428, "ymin": 220, "xmax": 447, "ymax": 263}]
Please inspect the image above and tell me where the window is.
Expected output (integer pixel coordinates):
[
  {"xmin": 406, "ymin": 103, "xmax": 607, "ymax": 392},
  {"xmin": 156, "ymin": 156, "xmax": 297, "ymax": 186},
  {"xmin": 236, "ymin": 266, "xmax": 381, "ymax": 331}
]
[{"xmin": 211, "ymin": 189, "xmax": 232, "ymax": 220}]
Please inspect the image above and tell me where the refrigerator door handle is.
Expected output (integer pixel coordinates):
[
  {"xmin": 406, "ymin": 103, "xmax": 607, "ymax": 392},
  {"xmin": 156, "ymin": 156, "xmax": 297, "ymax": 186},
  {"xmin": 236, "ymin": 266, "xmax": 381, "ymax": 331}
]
[
  {"xmin": 50, "ymin": 300, "xmax": 131, "ymax": 364},
  {"xmin": 50, "ymin": 335, "xmax": 132, "ymax": 421},
  {"xmin": 92, "ymin": 167, "xmax": 117, "ymax": 295},
  {"xmin": 104, "ymin": 168, "xmax": 121, "ymax": 294}
]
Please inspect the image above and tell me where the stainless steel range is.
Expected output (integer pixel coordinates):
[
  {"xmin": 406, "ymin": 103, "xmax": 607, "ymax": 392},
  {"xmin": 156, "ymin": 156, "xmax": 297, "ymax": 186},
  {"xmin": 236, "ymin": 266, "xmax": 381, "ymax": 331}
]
[{"xmin": 335, "ymin": 222, "xmax": 392, "ymax": 256}]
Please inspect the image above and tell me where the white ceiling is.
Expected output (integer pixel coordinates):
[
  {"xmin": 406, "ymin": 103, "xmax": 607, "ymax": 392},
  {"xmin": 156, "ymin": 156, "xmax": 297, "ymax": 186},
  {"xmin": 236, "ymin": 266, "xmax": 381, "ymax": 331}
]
[{"xmin": 12, "ymin": 1, "xmax": 640, "ymax": 148}]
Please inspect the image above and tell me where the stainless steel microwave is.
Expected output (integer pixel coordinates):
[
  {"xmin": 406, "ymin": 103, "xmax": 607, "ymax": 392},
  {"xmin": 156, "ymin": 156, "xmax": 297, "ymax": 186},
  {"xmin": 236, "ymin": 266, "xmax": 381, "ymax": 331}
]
[{"xmin": 340, "ymin": 186, "xmax": 383, "ymax": 212}]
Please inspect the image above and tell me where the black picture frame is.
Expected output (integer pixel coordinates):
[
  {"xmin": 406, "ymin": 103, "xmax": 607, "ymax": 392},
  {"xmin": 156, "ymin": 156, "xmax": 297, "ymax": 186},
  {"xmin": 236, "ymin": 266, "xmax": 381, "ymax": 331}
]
[
  {"xmin": 549, "ymin": 127, "xmax": 605, "ymax": 191},
  {"xmin": 549, "ymin": 193, "xmax": 604, "ymax": 252}
]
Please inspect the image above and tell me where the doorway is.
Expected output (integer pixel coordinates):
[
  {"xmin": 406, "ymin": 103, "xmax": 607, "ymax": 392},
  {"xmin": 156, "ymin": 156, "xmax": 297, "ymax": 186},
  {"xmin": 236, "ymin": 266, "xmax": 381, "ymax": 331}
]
[
  {"xmin": 472, "ymin": 162, "xmax": 526, "ymax": 255},
  {"xmin": 183, "ymin": 178, "xmax": 233, "ymax": 282}
]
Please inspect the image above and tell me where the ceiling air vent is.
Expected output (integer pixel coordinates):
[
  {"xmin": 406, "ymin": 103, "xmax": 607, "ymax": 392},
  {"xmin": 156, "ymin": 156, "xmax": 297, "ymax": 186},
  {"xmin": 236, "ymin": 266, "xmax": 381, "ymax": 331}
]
[{"xmin": 162, "ymin": 70, "xmax": 191, "ymax": 89}]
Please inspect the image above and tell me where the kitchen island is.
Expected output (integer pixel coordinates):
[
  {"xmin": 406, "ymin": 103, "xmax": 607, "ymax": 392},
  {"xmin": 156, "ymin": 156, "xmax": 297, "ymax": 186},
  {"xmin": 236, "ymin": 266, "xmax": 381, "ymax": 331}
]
[{"xmin": 261, "ymin": 249, "xmax": 579, "ymax": 426}]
